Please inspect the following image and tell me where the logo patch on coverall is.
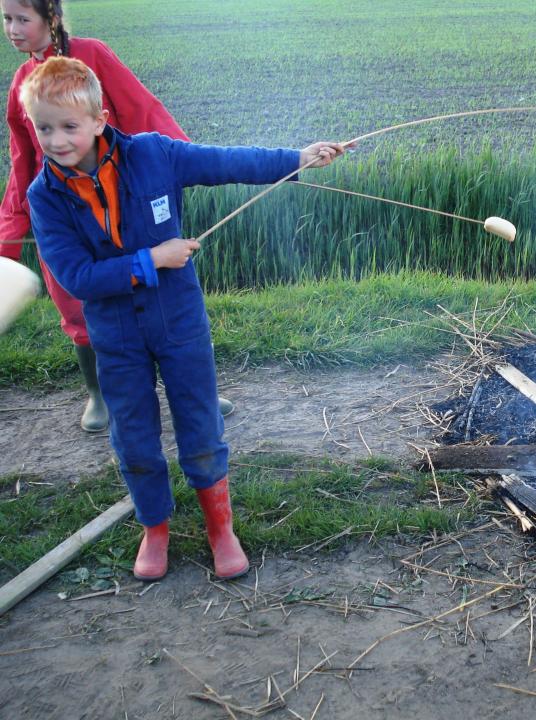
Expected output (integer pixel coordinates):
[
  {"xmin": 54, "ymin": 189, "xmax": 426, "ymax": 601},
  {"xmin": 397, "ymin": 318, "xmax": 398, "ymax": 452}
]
[{"xmin": 150, "ymin": 195, "xmax": 171, "ymax": 224}]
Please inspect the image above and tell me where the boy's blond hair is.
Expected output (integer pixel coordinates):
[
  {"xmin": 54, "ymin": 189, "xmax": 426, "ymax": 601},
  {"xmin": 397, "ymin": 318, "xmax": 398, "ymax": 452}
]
[{"xmin": 20, "ymin": 57, "xmax": 103, "ymax": 119}]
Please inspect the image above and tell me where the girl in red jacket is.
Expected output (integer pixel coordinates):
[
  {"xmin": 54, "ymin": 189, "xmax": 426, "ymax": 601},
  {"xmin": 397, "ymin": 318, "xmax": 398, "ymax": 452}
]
[{"xmin": 0, "ymin": 0, "xmax": 209, "ymax": 431}]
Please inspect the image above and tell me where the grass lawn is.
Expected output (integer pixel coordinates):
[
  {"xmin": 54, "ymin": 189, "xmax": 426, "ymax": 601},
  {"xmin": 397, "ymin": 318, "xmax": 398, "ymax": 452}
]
[
  {"xmin": 1, "ymin": 272, "xmax": 535, "ymax": 387},
  {"xmin": 0, "ymin": 453, "xmax": 482, "ymax": 592},
  {"xmin": 2, "ymin": 0, "xmax": 533, "ymax": 155}
]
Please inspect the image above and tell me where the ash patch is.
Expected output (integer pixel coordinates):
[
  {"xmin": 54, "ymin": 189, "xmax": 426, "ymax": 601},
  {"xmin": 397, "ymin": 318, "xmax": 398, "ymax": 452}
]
[{"xmin": 435, "ymin": 344, "xmax": 536, "ymax": 445}]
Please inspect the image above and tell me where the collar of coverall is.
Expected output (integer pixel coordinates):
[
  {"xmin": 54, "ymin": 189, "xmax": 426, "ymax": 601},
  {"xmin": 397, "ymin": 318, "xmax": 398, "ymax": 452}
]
[{"xmin": 48, "ymin": 130, "xmax": 123, "ymax": 249}]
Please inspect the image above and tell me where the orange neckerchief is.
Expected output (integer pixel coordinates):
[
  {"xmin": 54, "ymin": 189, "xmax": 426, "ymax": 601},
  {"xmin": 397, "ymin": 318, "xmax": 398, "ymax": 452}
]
[{"xmin": 50, "ymin": 135, "xmax": 122, "ymax": 248}]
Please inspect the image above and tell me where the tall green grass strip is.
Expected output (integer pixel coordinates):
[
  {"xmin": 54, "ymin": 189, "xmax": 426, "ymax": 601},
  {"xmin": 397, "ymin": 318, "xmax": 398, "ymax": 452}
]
[{"xmin": 4, "ymin": 272, "xmax": 536, "ymax": 387}]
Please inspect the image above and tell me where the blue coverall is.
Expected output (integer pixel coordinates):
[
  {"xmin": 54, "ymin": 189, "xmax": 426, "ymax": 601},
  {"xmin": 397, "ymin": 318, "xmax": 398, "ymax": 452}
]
[{"xmin": 29, "ymin": 126, "xmax": 300, "ymax": 525}]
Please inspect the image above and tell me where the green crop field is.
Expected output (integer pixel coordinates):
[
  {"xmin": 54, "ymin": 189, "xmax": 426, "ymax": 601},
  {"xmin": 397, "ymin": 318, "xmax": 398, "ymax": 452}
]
[
  {"xmin": 2, "ymin": 0, "xmax": 536, "ymax": 152},
  {"xmin": 1, "ymin": 0, "xmax": 536, "ymax": 284}
]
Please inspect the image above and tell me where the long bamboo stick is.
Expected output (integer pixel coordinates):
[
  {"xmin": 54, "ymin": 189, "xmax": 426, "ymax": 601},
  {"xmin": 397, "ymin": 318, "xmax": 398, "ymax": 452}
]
[
  {"xmin": 341, "ymin": 106, "xmax": 536, "ymax": 148},
  {"xmin": 195, "ymin": 106, "xmax": 536, "ymax": 244}
]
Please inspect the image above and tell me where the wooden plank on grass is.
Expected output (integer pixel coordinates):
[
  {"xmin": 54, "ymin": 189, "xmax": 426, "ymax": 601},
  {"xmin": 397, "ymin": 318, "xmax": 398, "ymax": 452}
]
[{"xmin": 0, "ymin": 495, "xmax": 134, "ymax": 616}]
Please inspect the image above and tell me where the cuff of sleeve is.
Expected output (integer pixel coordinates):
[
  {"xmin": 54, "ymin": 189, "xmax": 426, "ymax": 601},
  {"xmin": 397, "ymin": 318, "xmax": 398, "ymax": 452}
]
[
  {"xmin": 132, "ymin": 248, "xmax": 159, "ymax": 287},
  {"xmin": 288, "ymin": 151, "xmax": 301, "ymax": 182}
]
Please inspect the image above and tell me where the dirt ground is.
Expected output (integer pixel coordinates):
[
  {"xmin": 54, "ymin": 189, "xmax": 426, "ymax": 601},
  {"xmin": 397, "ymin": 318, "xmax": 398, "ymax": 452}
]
[
  {"xmin": 0, "ymin": 360, "xmax": 450, "ymax": 484},
  {"xmin": 2, "ymin": 360, "xmax": 536, "ymax": 719}
]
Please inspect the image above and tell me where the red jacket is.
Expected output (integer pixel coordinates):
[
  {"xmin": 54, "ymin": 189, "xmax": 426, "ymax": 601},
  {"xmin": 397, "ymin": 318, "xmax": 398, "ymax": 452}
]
[{"xmin": 0, "ymin": 37, "xmax": 190, "ymax": 257}]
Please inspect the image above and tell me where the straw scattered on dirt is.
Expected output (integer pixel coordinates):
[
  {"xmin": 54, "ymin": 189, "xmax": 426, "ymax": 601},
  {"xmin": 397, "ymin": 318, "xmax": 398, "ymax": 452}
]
[{"xmin": 2, "ymin": 516, "xmax": 536, "ymax": 719}]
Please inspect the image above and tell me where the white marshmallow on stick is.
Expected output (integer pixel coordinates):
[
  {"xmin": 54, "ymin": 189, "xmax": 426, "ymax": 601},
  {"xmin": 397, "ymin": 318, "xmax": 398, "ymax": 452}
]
[
  {"xmin": 0, "ymin": 257, "xmax": 41, "ymax": 334},
  {"xmin": 484, "ymin": 217, "xmax": 516, "ymax": 243}
]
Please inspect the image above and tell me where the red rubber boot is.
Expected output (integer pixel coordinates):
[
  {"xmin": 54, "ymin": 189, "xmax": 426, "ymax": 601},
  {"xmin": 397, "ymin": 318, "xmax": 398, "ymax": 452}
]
[
  {"xmin": 196, "ymin": 477, "xmax": 249, "ymax": 580},
  {"xmin": 133, "ymin": 520, "xmax": 169, "ymax": 581}
]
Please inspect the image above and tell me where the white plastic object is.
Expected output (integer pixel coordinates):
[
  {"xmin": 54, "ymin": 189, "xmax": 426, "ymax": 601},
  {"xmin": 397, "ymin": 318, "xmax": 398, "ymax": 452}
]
[
  {"xmin": 483, "ymin": 216, "xmax": 516, "ymax": 242},
  {"xmin": 0, "ymin": 256, "xmax": 41, "ymax": 334}
]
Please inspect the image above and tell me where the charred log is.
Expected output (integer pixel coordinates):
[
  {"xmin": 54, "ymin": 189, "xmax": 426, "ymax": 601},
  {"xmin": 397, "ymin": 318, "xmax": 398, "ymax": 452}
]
[
  {"xmin": 498, "ymin": 473, "xmax": 536, "ymax": 517},
  {"xmin": 421, "ymin": 444, "xmax": 536, "ymax": 477}
]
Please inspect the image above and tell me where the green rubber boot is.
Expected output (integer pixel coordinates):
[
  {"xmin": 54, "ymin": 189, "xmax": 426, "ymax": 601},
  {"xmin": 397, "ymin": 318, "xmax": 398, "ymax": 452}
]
[
  {"xmin": 74, "ymin": 345, "xmax": 109, "ymax": 433},
  {"xmin": 219, "ymin": 397, "xmax": 234, "ymax": 417}
]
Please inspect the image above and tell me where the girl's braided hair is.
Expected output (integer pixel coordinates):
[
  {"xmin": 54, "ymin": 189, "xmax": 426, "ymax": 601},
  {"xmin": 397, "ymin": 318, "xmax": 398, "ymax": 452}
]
[{"xmin": 20, "ymin": 0, "xmax": 70, "ymax": 56}]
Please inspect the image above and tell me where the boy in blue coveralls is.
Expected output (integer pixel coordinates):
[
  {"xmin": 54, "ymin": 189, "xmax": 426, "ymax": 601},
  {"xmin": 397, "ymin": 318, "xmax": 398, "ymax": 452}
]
[{"xmin": 22, "ymin": 56, "xmax": 349, "ymax": 581}]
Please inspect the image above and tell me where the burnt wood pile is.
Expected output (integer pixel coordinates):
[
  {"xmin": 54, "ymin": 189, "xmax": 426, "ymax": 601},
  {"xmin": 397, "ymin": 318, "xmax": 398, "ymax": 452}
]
[{"xmin": 425, "ymin": 344, "xmax": 536, "ymax": 527}]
